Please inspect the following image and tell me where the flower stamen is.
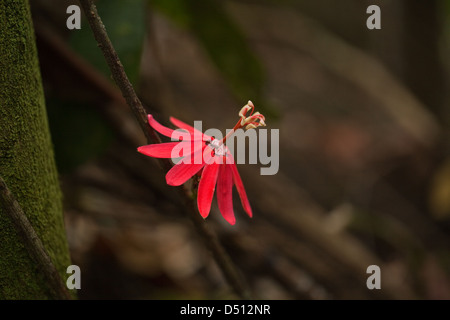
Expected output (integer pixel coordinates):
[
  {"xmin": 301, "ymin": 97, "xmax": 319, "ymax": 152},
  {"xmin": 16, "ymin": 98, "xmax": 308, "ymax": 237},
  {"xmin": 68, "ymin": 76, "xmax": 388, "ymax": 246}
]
[{"xmin": 221, "ymin": 101, "xmax": 266, "ymax": 144}]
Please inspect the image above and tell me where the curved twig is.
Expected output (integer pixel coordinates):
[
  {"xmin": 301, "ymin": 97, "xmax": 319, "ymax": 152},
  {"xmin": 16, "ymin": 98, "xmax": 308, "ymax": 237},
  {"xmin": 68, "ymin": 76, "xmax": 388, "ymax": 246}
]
[
  {"xmin": 0, "ymin": 176, "xmax": 71, "ymax": 300},
  {"xmin": 78, "ymin": 0, "xmax": 250, "ymax": 299}
]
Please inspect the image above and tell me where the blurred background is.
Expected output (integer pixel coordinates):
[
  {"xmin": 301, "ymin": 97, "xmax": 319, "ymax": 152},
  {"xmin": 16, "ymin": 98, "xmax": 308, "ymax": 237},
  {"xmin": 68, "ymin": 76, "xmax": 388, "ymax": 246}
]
[{"xmin": 30, "ymin": 0, "xmax": 450, "ymax": 299}]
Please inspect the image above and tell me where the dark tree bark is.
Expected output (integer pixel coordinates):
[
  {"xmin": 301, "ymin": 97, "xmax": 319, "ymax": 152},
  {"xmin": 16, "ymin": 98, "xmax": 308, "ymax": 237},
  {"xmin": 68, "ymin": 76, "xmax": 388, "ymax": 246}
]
[{"xmin": 0, "ymin": 0, "xmax": 72, "ymax": 298}]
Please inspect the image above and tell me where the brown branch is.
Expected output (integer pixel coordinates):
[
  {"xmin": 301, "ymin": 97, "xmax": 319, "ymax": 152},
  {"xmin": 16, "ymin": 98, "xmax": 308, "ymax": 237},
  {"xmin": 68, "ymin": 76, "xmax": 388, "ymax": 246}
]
[
  {"xmin": 0, "ymin": 176, "xmax": 71, "ymax": 300},
  {"xmin": 78, "ymin": 0, "xmax": 162, "ymax": 150},
  {"xmin": 78, "ymin": 0, "xmax": 250, "ymax": 299}
]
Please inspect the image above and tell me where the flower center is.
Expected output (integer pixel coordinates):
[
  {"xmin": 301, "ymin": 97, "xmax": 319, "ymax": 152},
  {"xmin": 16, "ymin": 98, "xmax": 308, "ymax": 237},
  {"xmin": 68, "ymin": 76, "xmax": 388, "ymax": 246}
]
[{"xmin": 210, "ymin": 139, "xmax": 226, "ymax": 156}]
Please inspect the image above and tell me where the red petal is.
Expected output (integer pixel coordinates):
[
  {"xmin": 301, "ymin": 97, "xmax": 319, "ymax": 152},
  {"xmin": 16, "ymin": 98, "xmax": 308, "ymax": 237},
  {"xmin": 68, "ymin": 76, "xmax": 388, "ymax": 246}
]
[
  {"xmin": 171, "ymin": 140, "xmax": 206, "ymax": 159},
  {"xmin": 169, "ymin": 117, "xmax": 198, "ymax": 135},
  {"xmin": 230, "ymin": 163, "xmax": 252, "ymax": 218},
  {"xmin": 148, "ymin": 114, "xmax": 191, "ymax": 140},
  {"xmin": 170, "ymin": 116, "xmax": 211, "ymax": 141},
  {"xmin": 137, "ymin": 142, "xmax": 181, "ymax": 158},
  {"xmin": 197, "ymin": 162, "xmax": 220, "ymax": 218},
  {"xmin": 216, "ymin": 164, "xmax": 235, "ymax": 225},
  {"xmin": 166, "ymin": 147, "xmax": 206, "ymax": 186}
]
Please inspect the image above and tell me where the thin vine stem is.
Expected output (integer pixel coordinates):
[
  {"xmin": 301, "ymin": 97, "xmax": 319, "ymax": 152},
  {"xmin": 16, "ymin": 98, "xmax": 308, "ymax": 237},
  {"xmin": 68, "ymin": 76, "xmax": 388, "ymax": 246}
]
[
  {"xmin": 79, "ymin": 0, "xmax": 250, "ymax": 299},
  {"xmin": 0, "ymin": 176, "xmax": 71, "ymax": 300}
]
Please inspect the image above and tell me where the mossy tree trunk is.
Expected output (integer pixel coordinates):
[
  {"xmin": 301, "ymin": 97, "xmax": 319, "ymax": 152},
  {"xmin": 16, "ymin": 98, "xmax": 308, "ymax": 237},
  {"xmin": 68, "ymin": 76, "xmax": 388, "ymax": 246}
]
[{"xmin": 0, "ymin": 0, "xmax": 72, "ymax": 298}]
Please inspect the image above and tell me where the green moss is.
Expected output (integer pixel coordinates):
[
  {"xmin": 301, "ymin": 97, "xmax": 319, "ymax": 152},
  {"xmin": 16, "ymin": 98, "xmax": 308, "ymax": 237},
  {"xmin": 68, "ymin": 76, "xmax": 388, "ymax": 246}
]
[{"xmin": 0, "ymin": 0, "xmax": 72, "ymax": 299}]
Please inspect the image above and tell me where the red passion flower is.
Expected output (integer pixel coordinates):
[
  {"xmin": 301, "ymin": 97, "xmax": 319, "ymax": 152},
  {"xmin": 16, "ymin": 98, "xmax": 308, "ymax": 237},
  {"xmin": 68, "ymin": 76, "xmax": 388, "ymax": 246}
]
[{"xmin": 137, "ymin": 101, "xmax": 266, "ymax": 225}]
